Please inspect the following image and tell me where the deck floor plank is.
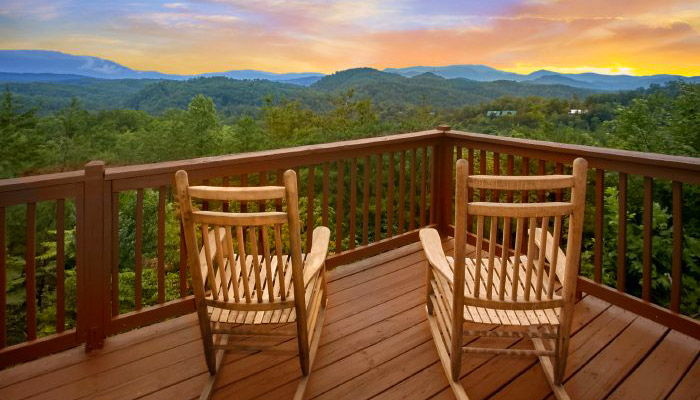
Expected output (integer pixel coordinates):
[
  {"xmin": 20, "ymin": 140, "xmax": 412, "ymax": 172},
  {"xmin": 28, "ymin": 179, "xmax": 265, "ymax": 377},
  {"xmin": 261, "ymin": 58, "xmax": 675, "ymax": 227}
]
[
  {"xmin": 608, "ymin": 330, "xmax": 700, "ymax": 400},
  {"xmin": 489, "ymin": 304, "xmax": 636, "ymax": 400},
  {"xmin": 0, "ymin": 242, "xmax": 697, "ymax": 400}
]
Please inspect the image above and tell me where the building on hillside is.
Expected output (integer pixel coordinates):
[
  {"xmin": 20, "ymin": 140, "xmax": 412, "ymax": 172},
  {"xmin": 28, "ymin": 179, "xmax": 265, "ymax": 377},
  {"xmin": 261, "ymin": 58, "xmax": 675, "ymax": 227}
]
[
  {"xmin": 486, "ymin": 110, "xmax": 517, "ymax": 117},
  {"xmin": 569, "ymin": 109, "xmax": 589, "ymax": 115}
]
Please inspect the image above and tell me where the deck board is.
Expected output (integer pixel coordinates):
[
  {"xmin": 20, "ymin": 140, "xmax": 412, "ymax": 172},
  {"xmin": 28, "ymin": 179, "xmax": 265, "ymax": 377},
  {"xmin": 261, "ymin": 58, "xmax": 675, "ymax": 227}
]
[{"xmin": 0, "ymin": 242, "xmax": 698, "ymax": 400}]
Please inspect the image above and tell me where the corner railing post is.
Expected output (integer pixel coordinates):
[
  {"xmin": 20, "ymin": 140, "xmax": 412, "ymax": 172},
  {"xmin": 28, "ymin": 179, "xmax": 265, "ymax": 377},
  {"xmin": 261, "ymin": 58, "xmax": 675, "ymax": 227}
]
[
  {"xmin": 434, "ymin": 125, "xmax": 453, "ymax": 237},
  {"xmin": 82, "ymin": 161, "xmax": 107, "ymax": 352}
]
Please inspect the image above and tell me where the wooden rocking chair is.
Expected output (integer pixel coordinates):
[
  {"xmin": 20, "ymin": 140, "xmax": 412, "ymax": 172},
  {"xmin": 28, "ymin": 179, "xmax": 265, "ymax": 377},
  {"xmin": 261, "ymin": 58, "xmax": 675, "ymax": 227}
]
[
  {"xmin": 175, "ymin": 169, "xmax": 330, "ymax": 400},
  {"xmin": 420, "ymin": 157, "xmax": 587, "ymax": 400}
]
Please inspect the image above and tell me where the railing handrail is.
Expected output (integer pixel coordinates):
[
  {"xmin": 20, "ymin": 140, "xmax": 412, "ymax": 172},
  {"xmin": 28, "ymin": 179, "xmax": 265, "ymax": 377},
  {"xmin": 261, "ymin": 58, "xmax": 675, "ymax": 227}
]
[
  {"xmin": 447, "ymin": 130, "xmax": 700, "ymax": 184},
  {"xmin": 2, "ymin": 129, "xmax": 697, "ymax": 193},
  {"xmin": 0, "ymin": 170, "xmax": 85, "ymax": 193},
  {"xmin": 104, "ymin": 129, "xmax": 443, "ymax": 180}
]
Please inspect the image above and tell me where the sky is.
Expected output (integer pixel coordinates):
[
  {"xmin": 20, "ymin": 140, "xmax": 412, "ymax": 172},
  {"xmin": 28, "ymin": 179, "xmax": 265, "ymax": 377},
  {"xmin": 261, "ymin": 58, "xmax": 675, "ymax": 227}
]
[{"xmin": 1, "ymin": 0, "xmax": 700, "ymax": 76}]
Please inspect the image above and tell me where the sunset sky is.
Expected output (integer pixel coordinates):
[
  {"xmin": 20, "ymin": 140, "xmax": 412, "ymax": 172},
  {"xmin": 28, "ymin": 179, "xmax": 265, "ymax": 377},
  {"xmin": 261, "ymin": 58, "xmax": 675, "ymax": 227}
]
[{"xmin": 1, "ymin": 0, "xmax": 699, "ymax": 76}]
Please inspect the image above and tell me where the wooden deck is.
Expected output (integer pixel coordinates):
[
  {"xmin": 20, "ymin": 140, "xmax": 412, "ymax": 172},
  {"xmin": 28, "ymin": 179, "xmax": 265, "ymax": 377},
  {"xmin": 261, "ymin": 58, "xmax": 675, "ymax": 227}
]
[{"xmin": 1, "ymin": 242, "xmax": 699, "ymax": 400}]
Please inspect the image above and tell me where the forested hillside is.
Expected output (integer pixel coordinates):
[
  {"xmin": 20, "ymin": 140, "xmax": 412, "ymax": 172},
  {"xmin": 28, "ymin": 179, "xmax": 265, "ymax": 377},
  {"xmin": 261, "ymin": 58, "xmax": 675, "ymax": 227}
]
[{"xmin": 2, "ymin": 68, "xmax": 595, "ymax": 116}]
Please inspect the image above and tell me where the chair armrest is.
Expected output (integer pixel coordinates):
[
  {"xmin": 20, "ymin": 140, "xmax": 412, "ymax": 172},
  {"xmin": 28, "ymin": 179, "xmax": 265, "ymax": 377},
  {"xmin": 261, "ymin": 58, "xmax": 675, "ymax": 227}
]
[
  {"xmin": 534, "ymin": 228, "xmax": 567, "ymax": 284},
  {"xmin": 419, "ymin": 228, "xmax": 453, "ymax": 285},
  {"xmin": 303, "ymin": 226, "xmax": 331, "ymax": 286}
]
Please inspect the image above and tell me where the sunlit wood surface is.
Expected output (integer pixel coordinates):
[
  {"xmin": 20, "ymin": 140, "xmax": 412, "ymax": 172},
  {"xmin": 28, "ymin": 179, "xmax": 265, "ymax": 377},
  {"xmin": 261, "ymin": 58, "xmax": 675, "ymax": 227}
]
[{"xmin": 1, "ymin": 241, "xmax": 698, "ymax": 400}]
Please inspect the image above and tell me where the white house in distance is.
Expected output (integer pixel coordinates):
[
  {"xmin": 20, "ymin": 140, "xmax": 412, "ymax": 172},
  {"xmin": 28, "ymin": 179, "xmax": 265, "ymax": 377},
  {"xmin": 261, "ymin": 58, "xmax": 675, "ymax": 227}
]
[
  {"xmin": 569, "ymin": 109, "xmax": 589, "ymax": 115},
  {"xmin": 486, "ymin": 110, "xmax": 517, "ymax": 117}
]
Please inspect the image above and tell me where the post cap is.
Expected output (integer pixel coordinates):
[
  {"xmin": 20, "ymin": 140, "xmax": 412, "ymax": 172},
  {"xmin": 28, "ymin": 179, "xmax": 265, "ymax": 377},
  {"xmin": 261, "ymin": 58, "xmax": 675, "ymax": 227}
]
[{"xmin": 436, "ymin": 124, "xmax": 451, "ymax": 132}]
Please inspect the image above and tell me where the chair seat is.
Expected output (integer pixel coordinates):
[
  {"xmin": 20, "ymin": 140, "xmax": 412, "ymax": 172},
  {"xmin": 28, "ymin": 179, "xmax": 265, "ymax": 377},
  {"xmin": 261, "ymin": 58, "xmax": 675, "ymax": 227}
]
[
  {"xmin": 207, "ymin": 253, "xmax": 321, "ymax": 325},
  {"xmin": 435, "ymin": 255, "xmax": 561, "ymax": 326}
]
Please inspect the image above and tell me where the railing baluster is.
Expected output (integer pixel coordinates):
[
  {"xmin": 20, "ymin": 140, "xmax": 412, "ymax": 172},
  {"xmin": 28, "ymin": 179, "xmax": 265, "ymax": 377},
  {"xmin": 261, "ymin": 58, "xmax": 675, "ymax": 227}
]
[
  {"xmin": 240, "ymin": 174, "xmax": 248, "ymax": 213},
  {"xmin": 594, "ymin": 169, "xmax": 604, "ymax": 283},
  {"xmin": 555, "ymin": 163, "xmax": 564, "ymax": 201},
  {"xmin": 179, "ymin": 221, "xmax": 187, "ymax": 298},
  {"xmin": 409, "ymin": 148, "xmax": 417, "ymax": 231},
  {"xmin": 493, "ymin": 153, "xmax": 500, "ymax": 201},
  {"xmin": 349, "ymin": 160, "xmax": 357, "ymax": 249},
  {"xmin": 642, "ymin": 177, "xmax": 653, "ymax": 301},
  {"xmin": 507, "ymin": 155, "xmax": 514, "ymax": 203},
  {"xmin": 306, "ymin": 166, "xmax": 315, "ymax": 253},
  {"xmin": 111, "ymin": 191, "xmax": 121, "ymax": 312},
  {"xmin": 398, "ymin": 151, "xmax": 406, "ymax": 234},
  {"xmin": 222, "ymin": 176, "xmax": 229, "ymax": 212},
  {"xmin": 429, "ymin": 145, "xmax": 436, "ymax": 225},
  {"xmin": 374, "ymin": 154, "xmax": 382, "ymax": 241},
  {"xmin": 467, "ymin": 149, "xmax": 474, "ymax": 230},
  {"xmin": 671, "ymin": 181, "xmax": 683, "ymax": 312},
  {"xmin": 25, "ymin": 202, "xmax": 36, "ymax": 341},
  {"xmin": 336, "ymin": 160, "xmax": 344, "ymax": 252},
  {"xmin": 521, "ymin": 157, "xmax": 529, "ymax": 203},
  {"xmin": 362, "ymin": 156, "xmax": 370, "ymax": 245},
  {"xmin": 201, "ymin": 180, "xmax": 209, "ymax": 211},
  {"xmin": 56, "ymin": 199, "xmax": 65, "ymax": 332},
  {"xmin": 275, "ymin": 171, "xmax": 283, "ymax": 212},
  {"xmin": 157, "ymin": 186, "xmax": 166, "ymax": 304},
  {"xmin": 258, "ymin": 171, "xmax": 267, "ymax": 212},
  {"xmin": 0, "ymin": 206, "xmax": 4, "ymax": 348},
  {"xmin": 617, "ymin": 172, "xmax": 627, "ymax": 292},
  {"xmin": 479, "ymin": 150, "xmax": 486, "ymax": 202},
  {"xmin": 387, "ymin": 152, "xmax": 394, "ymax": 238},
  {"xmin": 322, "ymin": 163, "xmax": 329, "ymax": 227},
  {"xmin": 420, "ymin": 146, "xmax": 427, "ymax": 227},
  {"xmin": 134, "ymin": 189, "xmax": 144, "ymax": 310},
  {"xmin": 538, "ymin": 160, "xmax": 546, "ymax": 202}
]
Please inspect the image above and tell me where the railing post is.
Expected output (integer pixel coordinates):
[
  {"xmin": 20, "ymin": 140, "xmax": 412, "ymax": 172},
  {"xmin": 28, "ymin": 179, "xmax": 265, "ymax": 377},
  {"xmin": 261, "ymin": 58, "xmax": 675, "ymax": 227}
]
[
  {"xmin": 82, "ymin": 161, "xmax": 107, "ymax": 351},
  {"xmin": 434, "ymin": 125, "xmax": 453, "ymax": 236}
]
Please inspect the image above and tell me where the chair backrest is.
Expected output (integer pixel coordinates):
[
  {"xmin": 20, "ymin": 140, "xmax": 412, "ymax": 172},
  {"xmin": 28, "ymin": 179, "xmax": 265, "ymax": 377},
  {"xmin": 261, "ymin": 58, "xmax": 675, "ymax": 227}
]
[
  {"xmin": 175, "ymin": 169, "xmax": 305, "ymax": 309},
  {"xmin": 453, "ymin": 157, "xmax": 587, "ymax": 306}
]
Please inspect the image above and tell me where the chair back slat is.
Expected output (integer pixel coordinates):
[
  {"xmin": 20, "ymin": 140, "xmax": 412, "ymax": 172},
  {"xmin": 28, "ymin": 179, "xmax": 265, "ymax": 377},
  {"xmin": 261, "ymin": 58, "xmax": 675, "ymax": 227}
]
[
  {"xmin": 212, "ymin": 226, "xmax": 230, "ymax": 302},
  {"xmin": 223, "ymin": 226, "xmax": 240, "ymax": 302},
  {"xmin": 175, "ymin": 169, "xmax": 305, "ymax": 310},
  {"xmin": 473, "ymin": 216, "xmax": 484, "ymax": 298},
  {"xmin": 498, "ymin": 217, "xmax": 511, "ymax": 300},
  {"xmin": 485, "ymin": 216, "xmax": 497, "ymax": 299},
  {"xmin": 523, "ymin": 217, "xmax": 537, "ymax": 301},
  {"xmin": 235, "ymin": 225, "xmax": 252, "ymax": 303},
  {"xmin": 455, "ymin": 158, "xmax": 587, "ymax": 308},
  {"xmin": 510, "ymin": 217, "xmax": 525, "ymax": 301},
  {"xmin": 200, "ymin": 224, "xmax": 218, "ymax": 299},
  {"xmin": 249, "ymin": 226, "xmax": 265, "ymax": 303},
  {"xmin": 535, "ymin": 216, "xmax": 550, "ymax": 300},
  {"xmin": 547, "ymin": 216, "xmax": 563, "ymax": 299},
  {"xmin": 188, "ymin": 185, "xmax": 286, "ymax": 202},
  {"xmin": 273, "ymin": 223, "xmax": 287, "ymax": 300},
  {"xmin": 261, "ymin": 227, "xmax": 275, "ymax": 302},
  {"xmin": 467, "ymin": 175, "xmax": 574, "ymax": 190}
]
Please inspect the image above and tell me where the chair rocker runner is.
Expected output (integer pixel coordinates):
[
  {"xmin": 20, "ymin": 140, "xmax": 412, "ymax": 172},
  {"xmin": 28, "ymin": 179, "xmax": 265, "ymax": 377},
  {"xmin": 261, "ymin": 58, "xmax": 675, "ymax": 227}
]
[
  {"xmin": 420, "ymin": 158, "xmax": 587, "ymax": 400},
  {"xmin": 175, "ymin": 169, "xmax": 330, "ymax": 400}
]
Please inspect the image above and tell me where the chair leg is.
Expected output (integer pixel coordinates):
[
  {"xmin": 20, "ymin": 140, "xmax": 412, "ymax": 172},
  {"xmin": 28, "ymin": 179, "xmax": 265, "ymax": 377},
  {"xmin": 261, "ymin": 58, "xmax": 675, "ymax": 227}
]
[
  {"xmin": 531, "ymin": 327, "xmax": 570, "ymax": 400},
  {"xmin": 293, "ymin": 296, "xmax": 326, "ymax": 400},
  {"xmin": 426, "ymin": 305, "xmax": 470, "ymax": 400},
  {"xmin": 199, "ymin": 334, "xmax": 228, "ymax": 400}
]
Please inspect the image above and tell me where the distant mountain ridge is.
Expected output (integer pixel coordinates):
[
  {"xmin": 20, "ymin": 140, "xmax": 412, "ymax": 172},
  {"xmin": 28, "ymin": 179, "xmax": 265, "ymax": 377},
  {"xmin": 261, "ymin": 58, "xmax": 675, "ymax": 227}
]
[
  {"xmin": 384, "ymin": 65, "xmax": 700, "ymax": 90},
  {"xmin": 1, "ymin": 50, "xmax": 699, "ymax": 90},
  {"xmin": 0, "ymin": 50, "xmax": 323, "ymax": 84}
]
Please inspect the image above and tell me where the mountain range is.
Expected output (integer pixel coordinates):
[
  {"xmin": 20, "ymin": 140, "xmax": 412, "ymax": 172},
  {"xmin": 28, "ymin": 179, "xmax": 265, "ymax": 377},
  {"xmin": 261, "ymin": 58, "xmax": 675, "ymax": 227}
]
[{"xmin": 2, "ymin": 50, "xmax": 699, "ymax": 91}]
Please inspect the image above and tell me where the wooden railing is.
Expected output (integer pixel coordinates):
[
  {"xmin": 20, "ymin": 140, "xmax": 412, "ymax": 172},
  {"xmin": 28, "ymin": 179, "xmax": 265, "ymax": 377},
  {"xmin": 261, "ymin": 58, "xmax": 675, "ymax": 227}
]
[{"xmin": 1, "ymin": 127, "xmax": 698, "ymax": 368}]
